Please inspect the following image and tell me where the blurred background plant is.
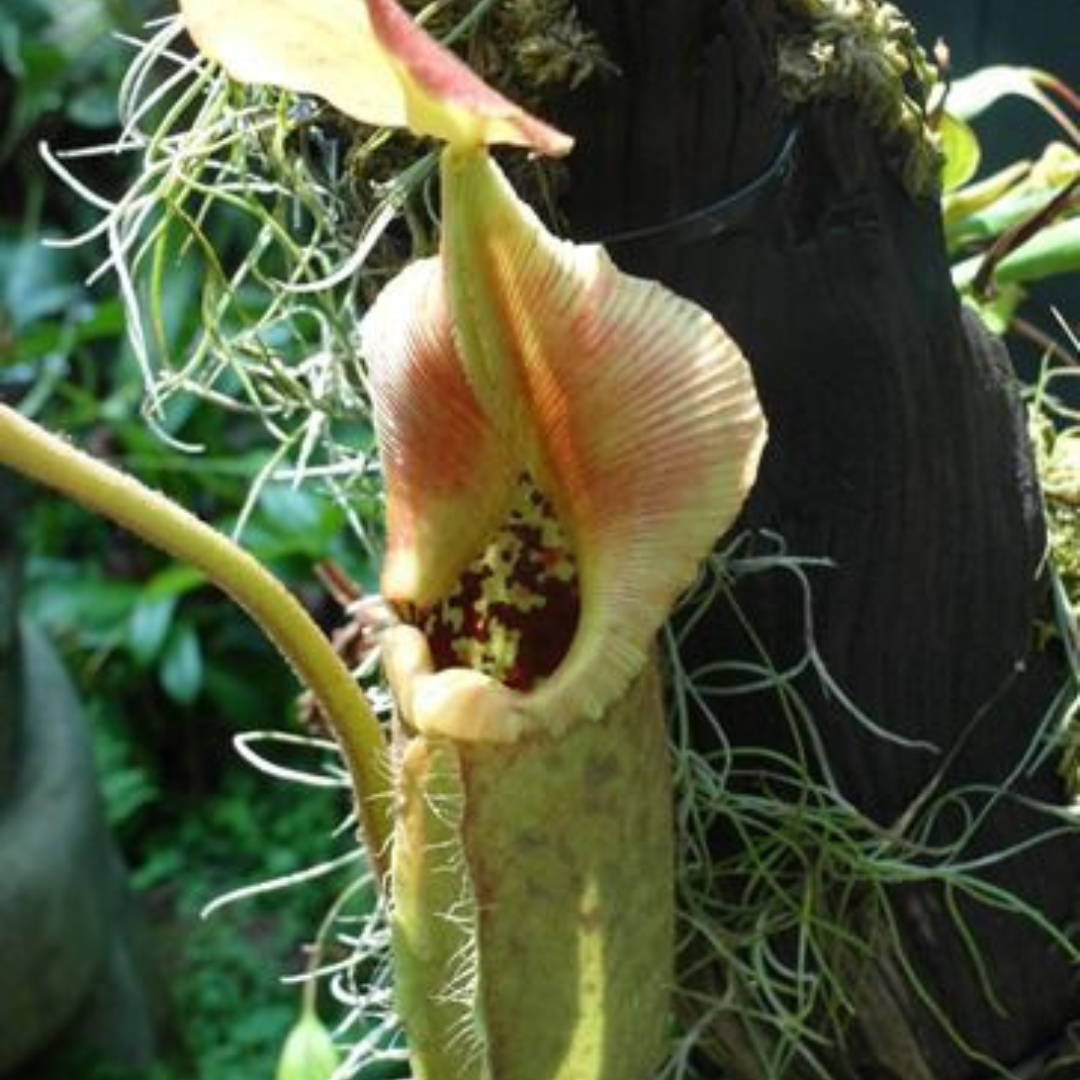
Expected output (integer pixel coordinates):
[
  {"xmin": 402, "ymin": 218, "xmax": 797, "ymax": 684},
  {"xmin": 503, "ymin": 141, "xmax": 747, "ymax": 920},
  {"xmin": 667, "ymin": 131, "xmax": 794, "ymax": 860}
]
[
  {"xmin": 1, "ymin": 2, "xmax": 375, "ymax": 1078},
  {"xmin": 938, "ymin": 63, "xmax": 1079, "ymax": 347}
]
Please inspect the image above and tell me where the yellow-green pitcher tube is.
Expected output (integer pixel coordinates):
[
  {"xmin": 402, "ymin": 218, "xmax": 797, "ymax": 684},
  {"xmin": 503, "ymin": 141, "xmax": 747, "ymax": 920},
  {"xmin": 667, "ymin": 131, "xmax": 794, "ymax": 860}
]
[{"xmin": 385, "ymin": 626, "xmax": 673, "ymax": 1080}]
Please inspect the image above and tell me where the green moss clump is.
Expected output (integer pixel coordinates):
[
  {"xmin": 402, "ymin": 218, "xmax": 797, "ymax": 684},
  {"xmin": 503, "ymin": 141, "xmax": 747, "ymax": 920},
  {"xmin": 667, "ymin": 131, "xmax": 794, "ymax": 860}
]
[
  {"xmin": 775, "ymin": 0, "xmax": 944, "ymax": 196},
  {"xmin": 1028, "ymin": 402, "xmax": 1080, "ymax": 795}
]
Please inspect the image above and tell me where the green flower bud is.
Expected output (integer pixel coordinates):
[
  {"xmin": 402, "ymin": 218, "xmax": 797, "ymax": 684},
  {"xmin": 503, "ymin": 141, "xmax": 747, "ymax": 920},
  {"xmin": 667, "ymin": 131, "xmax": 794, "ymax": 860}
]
[{"xmin": 276, "ymin": 1010, "xmax": 340, "ymax": 1080}]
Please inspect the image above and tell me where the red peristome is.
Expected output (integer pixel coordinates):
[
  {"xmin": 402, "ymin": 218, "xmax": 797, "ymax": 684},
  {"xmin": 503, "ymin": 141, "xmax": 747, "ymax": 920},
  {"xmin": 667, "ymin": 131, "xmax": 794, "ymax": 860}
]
[{"xmin": 365, "ymin": 0, "xmax": 572, "ymax": 155}]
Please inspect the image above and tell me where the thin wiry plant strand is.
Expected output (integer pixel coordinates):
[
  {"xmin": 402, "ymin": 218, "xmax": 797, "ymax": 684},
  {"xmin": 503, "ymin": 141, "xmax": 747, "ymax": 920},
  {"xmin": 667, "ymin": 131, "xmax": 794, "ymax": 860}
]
[
  {"xmin": 233, "ymin": 729, "xmax": 351, "ymax": 788},
  {"xmin": 663, "ymin": 529, "xmax": 1080, "ymax": 1080},
  {"xmin": 43, "ymin": 14, "xmax": 425, "ymax": 520},
  {"xmin": 200, "ymin": 848, "xmax": 362, "ymax": 921}
]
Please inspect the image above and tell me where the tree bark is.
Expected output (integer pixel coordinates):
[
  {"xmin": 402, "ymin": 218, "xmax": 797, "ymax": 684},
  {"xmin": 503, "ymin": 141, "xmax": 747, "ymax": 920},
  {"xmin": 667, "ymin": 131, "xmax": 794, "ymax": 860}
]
[{"xmin": 553, "ymin": 2, "xmax": 1079, "ymax": 1077}]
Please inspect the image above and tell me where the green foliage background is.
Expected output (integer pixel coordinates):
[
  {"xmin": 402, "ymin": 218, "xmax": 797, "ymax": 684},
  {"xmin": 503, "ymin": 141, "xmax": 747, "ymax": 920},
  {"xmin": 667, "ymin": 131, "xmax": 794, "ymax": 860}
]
[{"xmin": 1, "ymin": 2, "xmax": 367, "ymax": 1077}]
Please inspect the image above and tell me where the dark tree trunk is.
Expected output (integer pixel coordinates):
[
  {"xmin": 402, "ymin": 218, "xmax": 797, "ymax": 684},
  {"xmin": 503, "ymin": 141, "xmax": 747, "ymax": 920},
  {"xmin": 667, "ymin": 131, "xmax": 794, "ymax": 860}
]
[{"xmin": 553, "ymin": 2, "xmax": 1079, "ymax": 1078}]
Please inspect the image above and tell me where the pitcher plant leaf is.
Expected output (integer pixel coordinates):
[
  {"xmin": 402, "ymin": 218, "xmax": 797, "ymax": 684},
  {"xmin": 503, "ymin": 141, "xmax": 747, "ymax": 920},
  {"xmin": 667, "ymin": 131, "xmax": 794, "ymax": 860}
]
[{"xmin": 177, "ymin": 0, "xmax": 572, "ymax": 154}]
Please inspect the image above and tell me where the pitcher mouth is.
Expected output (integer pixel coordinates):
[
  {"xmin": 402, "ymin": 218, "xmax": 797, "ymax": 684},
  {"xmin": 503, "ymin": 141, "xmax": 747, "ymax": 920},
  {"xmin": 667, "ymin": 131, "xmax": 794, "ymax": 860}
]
[
  {"xmin": 366, "ymin": 150, "xmax": 766, "ymax": 738},
  {"xmin": 403, "ymin": 472, "xmax": 579, "ymax": 692}
]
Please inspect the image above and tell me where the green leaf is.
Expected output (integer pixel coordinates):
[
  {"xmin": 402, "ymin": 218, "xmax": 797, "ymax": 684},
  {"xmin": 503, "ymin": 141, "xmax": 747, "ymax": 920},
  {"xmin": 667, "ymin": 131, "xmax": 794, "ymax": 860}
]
[
  {"xmin": 258, "ymin": 484, "xmax": 335, "ymax": 538},
  {"xmin": 26, "ymin": 566, "xmax": 142, "ymax": 645},
  {"xmin": 74, "ymin": 295, "xmax": 126, "ymax": 341},
  {"xmin": 66, "ymin": 83, "xmax": 118, "ymax": 128},
  {"xmin": 946, "ymin": 65, "xmax": 1079, "ymax": 145},
  {"xmin": 244, "ymin": 485, "xmax": 348, "ymax": 561},
  {"xmin": 960, "ymin": 284, "xmax": 1025, "ymax": 337},
  {"xmin": 942, "ymin": 161, "xmax": 1030, "ymax": 231},
  {"xmin": 276, "ymin": 1010, "xmax": 340, "ymax": 1080},
  {"xmin": 939, "ymin": 112, "xmax": 981, "ymax": 193},
  {"xmin": 142, "ymin": 563, "xmax": 208, "ymax": 601},
  {"xmin": 949, "ymin": 186, "xmax": 1060, "ymax": 249},
  {"xmin": 1, "ymin": 38, "xmax": 67, "ymax": 154},
  {"xmin": 100, "ymin": 762, "xmax": 160, "ymax": 828},
  {"xmin": 128, "ymin": 595, "xmax": 178, "ymax": 666},
  {"xmin": 0, "ymin": 233, "xmax": 81, "ymax": 330},
  {"xmin": 160, "ymin": 622, "xmax": 204, "ymax": 704},
  {"xmin": 0, "ymin": 0, "xmax": 47, "ymax": 60},
  {"xmin": 948, "ymin": 65, "xmax": 1053, "ymax": 122},
  {"xmin": 952, "ymin": 218, "xmax": 1080, "ymax": 294},
  {"xmin": 991, "ymin": 217, "xmax": 1080, "ymax": 285},
  {"xmin": 37, "ymin": 0, "xmax": 113, "ymax": 60}
]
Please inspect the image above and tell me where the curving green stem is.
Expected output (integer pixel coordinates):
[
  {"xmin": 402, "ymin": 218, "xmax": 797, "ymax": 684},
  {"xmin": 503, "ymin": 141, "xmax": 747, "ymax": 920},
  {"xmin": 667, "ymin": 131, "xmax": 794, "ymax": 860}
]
[{"xmin": 0, "ymin": 401, "xmax": 391, "ymax": 879}]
